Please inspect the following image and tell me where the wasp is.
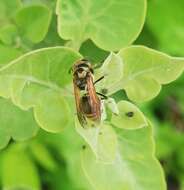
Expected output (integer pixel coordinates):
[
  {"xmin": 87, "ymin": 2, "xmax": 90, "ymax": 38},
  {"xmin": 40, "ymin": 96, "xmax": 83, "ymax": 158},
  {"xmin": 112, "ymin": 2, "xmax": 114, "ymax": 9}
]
[{"xmin": 72, "ymin": 59, "xmax": 106, "ymax": 127}]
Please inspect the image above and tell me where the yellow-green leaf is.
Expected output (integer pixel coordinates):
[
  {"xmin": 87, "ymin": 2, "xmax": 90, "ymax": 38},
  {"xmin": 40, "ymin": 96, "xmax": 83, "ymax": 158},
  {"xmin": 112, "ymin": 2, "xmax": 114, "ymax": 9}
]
[
  {"xmin": 81, "ymin": 123, "xmax": 166, "ymax": 190},
  {"xmin": 117, "ymin": 46, "xmax": 184, "ymax": 102},
  {"xmin": 0, "ymin": 47, "xmax": 81, "ymax": 132},
  {"xmin": 0, "ymin": 98, "xmax": 38, "ymax": 149},
  {"xmin": 14, "ymin": 5, "xmax": 52, "ymax": 43},
  {"xmin": 56, "ymin": 0, "xmax": 146, "ymax": 51},
  {"xmin": 111, "ymin": 100, "xmax": 147, "ymax": 129}
]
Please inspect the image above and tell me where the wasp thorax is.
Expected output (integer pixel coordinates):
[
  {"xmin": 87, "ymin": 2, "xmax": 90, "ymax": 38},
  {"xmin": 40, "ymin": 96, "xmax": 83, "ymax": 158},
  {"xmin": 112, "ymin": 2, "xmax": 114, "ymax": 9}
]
[{"xmin": 73, "ymin": 59, "xmax": 94, "ymax": 90}]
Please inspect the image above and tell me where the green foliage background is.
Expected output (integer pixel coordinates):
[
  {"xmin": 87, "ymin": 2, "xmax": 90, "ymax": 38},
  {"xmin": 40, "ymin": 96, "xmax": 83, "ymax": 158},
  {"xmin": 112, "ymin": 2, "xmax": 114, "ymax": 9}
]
[{"xmin": 0, "ymin": 0, "xmax": 183, "ymax": 190}]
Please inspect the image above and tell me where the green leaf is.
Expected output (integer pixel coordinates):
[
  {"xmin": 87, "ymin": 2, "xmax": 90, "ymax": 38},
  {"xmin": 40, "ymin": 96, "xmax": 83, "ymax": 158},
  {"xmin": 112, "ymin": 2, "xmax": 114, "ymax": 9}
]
[
  {"xmin": 181, "ymin": 178, "xmax": 184, "ymax": 190},
  {"xmin": 105, "ymin": 98, "xmax": 119, "ymax": 115},
  {"xmin": 0, "ymin": 24, "xmax": 18, "ymax": 45},
  {"xmin": 34, "ymin": 14, "xmax": 66, "ymax": 48},
  {"xmin": 0, "ymin": 44, "xmax": 22, "ymax": 67},
  {"xmin": 0, "ymin": 154, "xmax": 2, "ymax": 186},
  {"xmin": 95, "ymin": 52, "xmax": 123, "ymax": 95},
  {"xmin": 79, "ymin": 40, "xmax": 108, "ymax": 64},
  {"xmin": 155, "ymin": 123, "xmax": 181, "ymax": 159},
  {"xmin": 22, "ymin": 0, "xmax": 56, "ymax": 8},
  {"xmin": 75, "ymin": 118, "xmax": 117, "ymax": 163},
  {"xmin": 111, "ymin": 100, "xmax": 147, "ymax": 129},
  {"xmin": 81, "ymin": 123, "xmax": 166, "ymax": 190},
  {"xmin": 118, "ymin": 46, "xmax": 184, "ymax": 102},
  {"xmin": 0, "ymin": 98, "xmax": 38, "ymax": 149},
  {"xmin": 0, "ymin": 0, "xmax": 21, "ymax": 22},
  {"xmin": 147, "ymin": 0, "xmax": 184, "ymax": 55},
  {"xmin": 47, "ymin": 126, "xmax": 93, "ymax": 190},
  {"xmin": 29, "ymin": 141, "xmax": 57, "ymax": 172},
  {"xmin": 56, "ymin": 0, "xmax": 147, "ymax": 51},
  {"xmin": 14, "ymin": 5, "xmax": 52, "ymax": 43},
  {"xmin": 0, "ymin": 47, "xmax": 81, "ymax": 132},
  {"xmin": 1, "ymin": 143, "xmax": 41, "ymax": 190}
]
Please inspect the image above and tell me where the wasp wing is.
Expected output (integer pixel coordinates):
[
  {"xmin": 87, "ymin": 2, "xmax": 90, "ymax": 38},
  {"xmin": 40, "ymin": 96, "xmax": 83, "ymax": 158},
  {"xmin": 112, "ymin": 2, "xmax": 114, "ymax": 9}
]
[
  {"xmin": 73, "ymin": 79, "xmax": 87, "ymax": 127},
  {"xmin": 86, "ymin": 73, "xmax": 101, "ymax": 122}
]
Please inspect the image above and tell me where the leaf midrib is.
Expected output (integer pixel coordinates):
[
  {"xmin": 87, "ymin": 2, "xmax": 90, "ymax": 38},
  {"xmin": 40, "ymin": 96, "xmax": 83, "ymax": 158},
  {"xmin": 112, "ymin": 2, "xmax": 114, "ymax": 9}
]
[{"xmin": 2, "ymin": 74, "xmax": 73, "ymax": 97}]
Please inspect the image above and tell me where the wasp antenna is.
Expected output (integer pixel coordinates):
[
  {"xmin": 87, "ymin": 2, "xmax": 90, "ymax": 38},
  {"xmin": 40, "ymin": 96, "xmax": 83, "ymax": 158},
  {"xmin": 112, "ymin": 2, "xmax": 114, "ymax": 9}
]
[
  {"xmin": 96, "ymin": 92, "xmax": 108, "ymax": 99},
  {"xmin": 94, "ymin": 76, "xmax": 105, "ymax": 85}
]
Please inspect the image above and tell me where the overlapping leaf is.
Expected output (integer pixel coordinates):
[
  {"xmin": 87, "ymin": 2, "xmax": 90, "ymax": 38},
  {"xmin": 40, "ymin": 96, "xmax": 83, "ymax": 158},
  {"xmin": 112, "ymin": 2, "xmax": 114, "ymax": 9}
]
[
  {"xmin": 95, "ymin": 46, "xmax": 184, "ymax": 102},
  {"xmin": 119, "ymin": 46, "xmax": 184, "ymax": 102},
  {"xmin": 29, "ymin": 141, "xmax": 57, "ymax": 172},
  {"xmin": 79, "ymin": 40, "xmax": 108, "ymax": 64},
  {"xmin": 1, "ymin": 143, "xmax": 40, "ymax": 190},
  {"xmin": 46, "ymin": 126, "xmax": 93, "ymax": 190},
  {"xmin": 0, "ymin": 44, "xmax": 22, "ymax": 67},
  {"xmin": 0, "ymin": 47, "xmax": 81, "ymax": 132},
  {"xmin": 100, "ymin": 46, "xmax": 184, "ymax": 102},
  {"xmin": 0, "ymin": 98, "xmax": 38, "ymax": 149},
  {"xmin": 75, "ymin": 119, "xmax": 117, "ymax": 163},
  {"xmin": 81, "ymin": 123, "xmax": 166, "ymax": 190},
  {"xmin": 95, "ymin": 52, "xmax": 123, "ymax": 95},
  {"xmin": 0, "ymin": 24, "xmax": 18, "ymax": 45},
  {"xmin": 0, "ymin": 0, "xmax": 21, "ymax": 22},
  {"xmin": 14, "ymin": 4, "xmax": 52, "ymax": 43},
  {"xmin": 111, "ymin": 100, "xmax": 147, "ymax": 129},
  {"xmin": 56, "ymin": 0, "xmax": 146, "ymax": 51}
]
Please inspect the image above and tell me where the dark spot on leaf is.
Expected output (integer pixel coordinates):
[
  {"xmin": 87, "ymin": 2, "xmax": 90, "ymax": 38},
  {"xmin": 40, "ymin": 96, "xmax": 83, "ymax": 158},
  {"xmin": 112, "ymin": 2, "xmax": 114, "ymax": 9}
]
[
  {"xmin": 82, "ymin": 145, "xmax": 86, "ymax": 149},
  {"xmin": 68, "ymin": 66, "xmax": 72, "ymax": 74},
  {"xmin": 101, "ymin": 88, "xmax": 108, "ymax": 95},
  {"xmin": 99, "ymin": 132, "xmax": 103, "ymax": 135},
  {"xmin": 91, "ymin": 124, "xmax": 95, "ymax": 127},
  {"xmin": 81, "ymin": 58, "xmax": 89, "ymax": 62},
  {"xmin": 126, "ymin": 111, "xmax": 134, "ymax": 117}
]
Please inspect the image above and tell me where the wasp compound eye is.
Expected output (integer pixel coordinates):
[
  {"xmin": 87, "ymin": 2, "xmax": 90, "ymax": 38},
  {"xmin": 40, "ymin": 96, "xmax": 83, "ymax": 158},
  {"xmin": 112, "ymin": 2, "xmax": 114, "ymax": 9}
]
[{"xmin": 78, "ymin": 68, "xmax": 84, "ymax": 73}]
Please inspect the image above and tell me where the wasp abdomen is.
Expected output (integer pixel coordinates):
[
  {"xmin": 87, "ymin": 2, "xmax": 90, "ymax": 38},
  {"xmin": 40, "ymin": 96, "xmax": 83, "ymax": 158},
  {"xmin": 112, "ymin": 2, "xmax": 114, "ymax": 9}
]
[
  {"xmin": 80, "ymin": 96, "xmax": 92, "ymax": 114},
  {"xmin": 79, "ymin": 95, "xmax": 101, "ymax": 122}
]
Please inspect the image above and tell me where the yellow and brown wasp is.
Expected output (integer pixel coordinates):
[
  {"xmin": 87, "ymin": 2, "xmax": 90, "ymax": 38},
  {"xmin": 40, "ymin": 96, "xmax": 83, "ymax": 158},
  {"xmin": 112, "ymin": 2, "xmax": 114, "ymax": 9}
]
[{"xmin": 72, "ymin": 59, "xmax": 106, "ymax": 127}]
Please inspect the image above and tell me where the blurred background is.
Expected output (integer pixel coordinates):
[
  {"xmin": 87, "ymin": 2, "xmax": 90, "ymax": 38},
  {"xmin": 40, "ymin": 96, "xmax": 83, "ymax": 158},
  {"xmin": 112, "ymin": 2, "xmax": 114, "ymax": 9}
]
[{"xmin": 0, "ymin": 0, "xmax": 184, "ymax": 190}]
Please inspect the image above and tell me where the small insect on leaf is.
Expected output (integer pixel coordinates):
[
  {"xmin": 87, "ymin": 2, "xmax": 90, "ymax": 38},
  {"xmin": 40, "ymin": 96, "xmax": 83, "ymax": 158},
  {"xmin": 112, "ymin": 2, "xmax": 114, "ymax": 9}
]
[
  {"xmin": 101, "ymin": 88, "xmax": 108, "ymax": 95},
  {"xmin": 72, "ymin": 59, "xmax": 103, "ymax": 127},
  {"xmin": 126, "ymin": 111, "xmax": 134, "ymax": 117},
  {"xmin": 111, "ymin": 101, "xmax": 147, "ymax": 130}
]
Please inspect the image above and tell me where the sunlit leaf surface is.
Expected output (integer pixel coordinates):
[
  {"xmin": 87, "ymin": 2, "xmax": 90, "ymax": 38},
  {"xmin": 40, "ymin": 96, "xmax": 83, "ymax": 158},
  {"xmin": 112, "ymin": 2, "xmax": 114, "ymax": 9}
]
[
  {"xmin": 111, "ymin": 100, "xmax": 147, "ymax": 129},
  {"xmin": 14, "ymin": 5, "xmax": 52, "ymax": 43},
  {"xmin": 81, "ymin": 123, "xmax": 166, "ymax": 190},
  {"xmin": 119, "ymin": 46, "xmax": 184, "ymax": 102},
  {"xmin": 75, "ymin": 118, "xmax": 117, "ymax": 163},
  {"xmin": 0, "ymin": 47, "xmax": 81, "ymax": 132},
  {"xmin": 0, "ymin": 98, "xmax": 38, "ymax": 149},
  {"xmin": 56, "ymin": 0, "xmax": 146, "ymax": 51}
]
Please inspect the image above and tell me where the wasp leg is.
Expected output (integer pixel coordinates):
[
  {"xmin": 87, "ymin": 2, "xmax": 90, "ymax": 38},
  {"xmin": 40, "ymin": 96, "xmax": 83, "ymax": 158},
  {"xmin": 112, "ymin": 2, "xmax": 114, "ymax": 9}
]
[
  {"xmin": 94, "ymin": 76, "xmax": 105, "ymax": 85},
  {"xmin": 96, "ymin": 92, "xmax": 108, "ymax": 100}
]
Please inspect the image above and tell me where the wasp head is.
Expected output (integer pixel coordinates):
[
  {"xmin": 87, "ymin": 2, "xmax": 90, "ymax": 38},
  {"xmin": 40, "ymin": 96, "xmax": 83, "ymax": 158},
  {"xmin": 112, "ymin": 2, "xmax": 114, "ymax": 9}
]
[{"xmin": 73, "ymin": 59, "xmax": 94, "ymax": 79}]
